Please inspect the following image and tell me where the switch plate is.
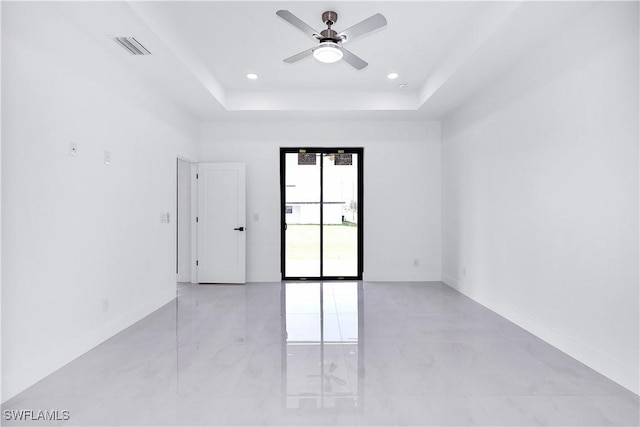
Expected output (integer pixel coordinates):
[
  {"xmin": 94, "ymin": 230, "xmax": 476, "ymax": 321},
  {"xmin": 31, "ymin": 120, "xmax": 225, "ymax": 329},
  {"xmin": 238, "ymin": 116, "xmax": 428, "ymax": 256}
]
[
  {"xmin": 161, "ymin": 212, "xmax": 170, "ymax": 223},
  {"xmin": 104, "ymin": 151, "xmax": 111, "ymax": 165},
  {"xmin": 69, "ymin": 143, "xmax": 78, "ymax": 157}
]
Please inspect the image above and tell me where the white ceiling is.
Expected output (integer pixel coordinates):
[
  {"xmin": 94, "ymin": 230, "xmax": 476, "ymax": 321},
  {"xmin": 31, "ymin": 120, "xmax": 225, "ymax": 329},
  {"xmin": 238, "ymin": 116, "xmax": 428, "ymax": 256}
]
[{"xmin": 52, "ymin": 1, "xmax": 595, "ymax": 121}]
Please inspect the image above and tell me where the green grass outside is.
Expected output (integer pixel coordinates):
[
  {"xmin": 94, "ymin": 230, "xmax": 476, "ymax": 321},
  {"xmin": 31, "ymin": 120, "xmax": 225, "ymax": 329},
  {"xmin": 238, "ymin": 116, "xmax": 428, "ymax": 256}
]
[{"xmin": 286, "ymin": 224, "xmax": 358, "ymax": 261}]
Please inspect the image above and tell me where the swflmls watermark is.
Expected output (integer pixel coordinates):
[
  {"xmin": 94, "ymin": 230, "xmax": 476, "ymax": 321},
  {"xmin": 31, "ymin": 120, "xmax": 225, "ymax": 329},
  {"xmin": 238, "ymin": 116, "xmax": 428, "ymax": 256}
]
[{"xmin": 3, "ymin": 409, "xmax": 70, "ymax": 421}]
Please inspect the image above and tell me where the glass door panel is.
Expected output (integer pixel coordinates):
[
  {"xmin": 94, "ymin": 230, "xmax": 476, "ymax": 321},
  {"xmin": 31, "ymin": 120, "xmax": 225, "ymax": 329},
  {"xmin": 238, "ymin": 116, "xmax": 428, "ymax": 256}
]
[
  {"xmin": 322, "ymin": 153, "xmax": 359, "ymax": 277},
  {"xmin": 284, "ymin": 152, "xmax": 321, "ymax": 278}
]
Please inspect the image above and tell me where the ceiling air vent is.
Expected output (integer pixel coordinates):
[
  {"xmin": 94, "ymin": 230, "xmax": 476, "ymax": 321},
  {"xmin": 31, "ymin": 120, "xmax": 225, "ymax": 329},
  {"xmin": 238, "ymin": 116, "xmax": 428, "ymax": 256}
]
[{"xmin": 112, "ymin": 37, "xmax": 151, "ymax": 56}]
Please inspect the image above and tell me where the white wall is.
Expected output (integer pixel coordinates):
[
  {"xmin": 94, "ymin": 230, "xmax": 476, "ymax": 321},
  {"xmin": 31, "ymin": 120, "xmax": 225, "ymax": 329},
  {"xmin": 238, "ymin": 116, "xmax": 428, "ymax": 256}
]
[
  {"xmin": 441, "ymin": 2, "xmax": 639, "ymax": 393},
  {"xmin": 200, "ymin": 120, "xmax": 441, "ymax": 282},
  {"xmin": 1, "ymin": 3, "xmax": 199, "ymax": 401}
]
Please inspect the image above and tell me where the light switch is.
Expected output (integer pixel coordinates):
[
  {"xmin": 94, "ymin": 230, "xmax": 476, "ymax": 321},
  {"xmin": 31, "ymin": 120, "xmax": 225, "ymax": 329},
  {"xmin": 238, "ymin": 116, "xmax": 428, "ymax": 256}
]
[
  {"xmin": 69, "ymin": 143, "xmax": 78, "ymax": 157},
  {"xmin": 160, "ymin": 212, "xmax": 170, "ymax": 223}
]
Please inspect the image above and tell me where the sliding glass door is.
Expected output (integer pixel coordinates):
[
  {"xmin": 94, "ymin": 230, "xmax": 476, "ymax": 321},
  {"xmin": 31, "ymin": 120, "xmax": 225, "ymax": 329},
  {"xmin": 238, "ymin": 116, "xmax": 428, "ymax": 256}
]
[{"xmin": 281, "ymin": 148, "xmax": 363, "ymax": 280}]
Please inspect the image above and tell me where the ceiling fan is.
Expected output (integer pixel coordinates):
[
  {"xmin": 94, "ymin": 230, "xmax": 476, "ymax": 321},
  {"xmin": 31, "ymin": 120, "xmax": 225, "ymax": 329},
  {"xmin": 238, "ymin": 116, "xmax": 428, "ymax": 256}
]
[{"xmin": 276, "ymin": 9, "xmax": 387, "ymax": 70}]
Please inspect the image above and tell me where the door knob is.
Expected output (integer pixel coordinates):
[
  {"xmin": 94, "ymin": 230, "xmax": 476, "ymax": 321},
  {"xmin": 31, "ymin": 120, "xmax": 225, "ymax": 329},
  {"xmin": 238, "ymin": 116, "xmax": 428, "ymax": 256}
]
[{"xmin": 234, "ymin": 227, "xmax": 245, "ymax": 231}]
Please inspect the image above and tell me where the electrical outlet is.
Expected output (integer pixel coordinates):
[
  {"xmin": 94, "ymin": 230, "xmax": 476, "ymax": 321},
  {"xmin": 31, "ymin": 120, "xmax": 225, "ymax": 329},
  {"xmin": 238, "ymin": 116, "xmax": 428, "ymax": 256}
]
[
  {"xmin": 463, "ymin": 267, "xmax": 467, "ymax": 277},
  {"xmin": 161, "ymin": 212, "xmax": 170, "ymax": 223},
  {"xmin": 413, "ymin": 258, "xmax": 419, "ymax": 267},
  {"xmin": 69, "ymin": 143, "xmax": 78, "ymax": 157},
  {"xmin": 102, "ymin": 298, "xmax": 109, "ymax": 313}
]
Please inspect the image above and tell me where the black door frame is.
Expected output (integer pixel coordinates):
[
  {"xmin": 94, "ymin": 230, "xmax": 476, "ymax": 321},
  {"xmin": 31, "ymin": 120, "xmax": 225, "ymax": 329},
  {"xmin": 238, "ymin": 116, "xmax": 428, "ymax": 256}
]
[{"xmin": 280, "ymin": 147, "xmax": 364, "ymax": 280}]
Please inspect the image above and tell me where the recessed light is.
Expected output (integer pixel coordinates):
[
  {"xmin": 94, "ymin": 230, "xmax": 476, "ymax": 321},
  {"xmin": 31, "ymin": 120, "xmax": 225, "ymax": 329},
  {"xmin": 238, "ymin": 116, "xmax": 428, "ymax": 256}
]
[
  {"xmin": 387, "ymin": 72, "xmax": 399, "ymax": 80},
  {"xmin": 246, "ymin": 73, "xmax": 258, "ymax": 80}
]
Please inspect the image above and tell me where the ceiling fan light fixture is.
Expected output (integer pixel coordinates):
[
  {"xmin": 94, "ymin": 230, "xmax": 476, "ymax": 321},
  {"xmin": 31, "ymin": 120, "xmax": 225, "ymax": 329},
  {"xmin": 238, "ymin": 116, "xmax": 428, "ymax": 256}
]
[{"xmin": 313, "ymin": 42, "xmax": 343, "ymax": 63}]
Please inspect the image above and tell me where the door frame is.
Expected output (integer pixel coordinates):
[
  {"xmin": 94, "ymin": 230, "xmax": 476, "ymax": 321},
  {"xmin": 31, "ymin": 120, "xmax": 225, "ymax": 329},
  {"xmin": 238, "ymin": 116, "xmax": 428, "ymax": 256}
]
[
  {"xmin": 175, "ymin": 155, "xmax": 198, "ymax": 285},
  {"xmin": 176, "ymin": 158, "xmax": 193, "ymax": 283},
  {"xmin": 280, "ymin": 147, "xmax": 364, "ymax": 281}
]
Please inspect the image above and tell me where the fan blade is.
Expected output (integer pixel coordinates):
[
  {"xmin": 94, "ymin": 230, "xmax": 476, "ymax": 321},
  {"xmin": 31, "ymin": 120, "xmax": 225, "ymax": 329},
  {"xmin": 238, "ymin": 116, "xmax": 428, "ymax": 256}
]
[
  {"xmin": 276, "ymin": 10, "xmax": 322, "ymax": 40},
  {"xmin": 337, "ymin": 13, "xmax": 387, "ymax": 44},
  {"xmin": 283, "ymin": 47, "xmax": 314, "ymax": 63},
  {"xmin": 340, "ymin": 47, "xmax": 368, "ymax": 70}
]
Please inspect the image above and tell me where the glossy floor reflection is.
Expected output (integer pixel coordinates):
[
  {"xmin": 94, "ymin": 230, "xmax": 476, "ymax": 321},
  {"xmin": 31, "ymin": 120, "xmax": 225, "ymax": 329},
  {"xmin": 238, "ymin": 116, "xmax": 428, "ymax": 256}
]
[{"xmin": 2, "ymin": 281, "xmax": 638, "ymax": 426}]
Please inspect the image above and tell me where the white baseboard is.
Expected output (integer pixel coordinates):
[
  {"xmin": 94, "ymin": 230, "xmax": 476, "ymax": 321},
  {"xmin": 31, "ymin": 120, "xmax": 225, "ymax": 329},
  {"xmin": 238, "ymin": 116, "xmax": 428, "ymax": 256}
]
[
  {"xmin": 1, "ymin": 289, "xmax": 176, "ymax": 403},
  {"xmin": 442, "ymin": 273, "xmax": 639, "ymax": 395},
  {"xmin": 364, "ymin": 270, "xmax": 441, "ymax": 282},
  {"xmin": 247, "ymin": 271, "xmax": 282, "ymax": 282}
]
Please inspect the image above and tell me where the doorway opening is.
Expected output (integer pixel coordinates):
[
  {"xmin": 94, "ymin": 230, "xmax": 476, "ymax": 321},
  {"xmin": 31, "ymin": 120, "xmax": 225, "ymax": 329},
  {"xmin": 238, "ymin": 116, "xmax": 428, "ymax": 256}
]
[
  {"xmin": 176, "ymin": 158, "xmax": 193, "ymax": 283},
  {"xmin": 280, "ymin": 148, "xmax": 363, "ymax": 280}
]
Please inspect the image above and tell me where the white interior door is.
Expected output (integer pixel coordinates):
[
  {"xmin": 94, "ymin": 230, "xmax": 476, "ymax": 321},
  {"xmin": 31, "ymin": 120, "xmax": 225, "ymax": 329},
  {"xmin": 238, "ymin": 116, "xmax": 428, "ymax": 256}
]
[{"xmin": 197, "ymin": 163, "xmax": 246, "ymax": 283}]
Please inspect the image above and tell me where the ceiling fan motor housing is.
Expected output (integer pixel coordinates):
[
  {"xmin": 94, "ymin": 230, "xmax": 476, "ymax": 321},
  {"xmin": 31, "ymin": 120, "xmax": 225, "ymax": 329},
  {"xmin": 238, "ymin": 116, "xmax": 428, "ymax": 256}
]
[
  {"xmin": 320, "ymin": 29, "xmax": 339, "ymax": 41},
  {"xmin": 322, "ymin": 11, "xmax": 338, "ymax": 27}
]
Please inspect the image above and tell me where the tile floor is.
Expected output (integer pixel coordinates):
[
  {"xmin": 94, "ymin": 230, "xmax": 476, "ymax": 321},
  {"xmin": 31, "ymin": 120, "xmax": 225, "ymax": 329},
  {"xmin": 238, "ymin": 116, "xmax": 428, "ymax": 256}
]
[{"xmin": 2, "ymin": 281, "xmax": 638, "ymax": 426}]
